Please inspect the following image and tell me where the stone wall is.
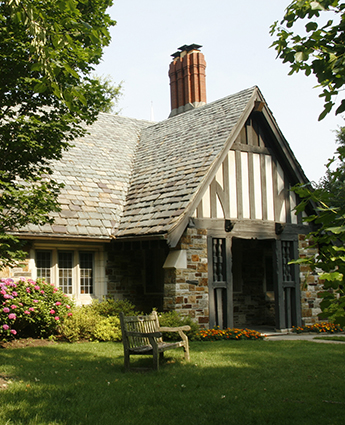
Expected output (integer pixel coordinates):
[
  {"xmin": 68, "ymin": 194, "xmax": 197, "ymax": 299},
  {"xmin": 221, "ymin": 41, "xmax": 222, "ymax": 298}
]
[
  {"xmin": 0, "ymin": 258, "xmax": 31, "ymax": 280},
  {"xmin": 298, "ymin": 235, "xmax": 323, "ymax": 325},
  {"xmin": 163, "ymin": 228, "xmax": 209, "ymax": 327},
  {"xmin": 106, "ymin": 240, "xmax": 168, "ymax": 312}
]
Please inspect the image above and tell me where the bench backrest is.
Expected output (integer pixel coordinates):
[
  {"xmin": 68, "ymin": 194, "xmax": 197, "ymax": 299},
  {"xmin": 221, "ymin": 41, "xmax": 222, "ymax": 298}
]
[{"xmin": 120, "ymin": 311, "xmax": 163, "ymax": 349}]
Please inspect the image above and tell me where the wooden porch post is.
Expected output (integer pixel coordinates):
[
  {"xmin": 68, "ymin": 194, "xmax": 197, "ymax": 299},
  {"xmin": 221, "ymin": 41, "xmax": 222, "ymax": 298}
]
[
  {"xmin": 292, "ymin": 239, "xmax": 302, "ymax": 327},
  {"xmin": 226, "ymin": 236, "xmax": 233, "ymax": 328},
  {"xmin": 273, "ymin": 239, "xmax": 286, "ymax": 330},
  {"xmin": 208, "ymin": 236, "xmax": 216, "ymax": 328}
]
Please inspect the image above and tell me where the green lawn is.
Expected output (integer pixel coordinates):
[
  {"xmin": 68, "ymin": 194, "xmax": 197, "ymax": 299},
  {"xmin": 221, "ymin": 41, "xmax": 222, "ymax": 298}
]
[{"xmin": 0, "ymin": 340, "xmax": 344, "ymax": 425}]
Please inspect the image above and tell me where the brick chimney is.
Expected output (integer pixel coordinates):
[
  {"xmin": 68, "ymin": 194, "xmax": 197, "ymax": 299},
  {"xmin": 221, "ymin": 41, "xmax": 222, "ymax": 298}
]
[{"xmin": 169, "ymin": 44, "xmax": 206, "ymax": 117}]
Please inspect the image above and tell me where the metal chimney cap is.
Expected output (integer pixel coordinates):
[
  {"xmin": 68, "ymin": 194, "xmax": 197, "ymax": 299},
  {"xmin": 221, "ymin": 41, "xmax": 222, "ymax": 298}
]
[
  {"xmin": 178, "ymin": 44, "xmax": 202, "ymax": 52},
  {"xmin": 171, "ymin": 44, "xmax": 202, "ymax": 58}
]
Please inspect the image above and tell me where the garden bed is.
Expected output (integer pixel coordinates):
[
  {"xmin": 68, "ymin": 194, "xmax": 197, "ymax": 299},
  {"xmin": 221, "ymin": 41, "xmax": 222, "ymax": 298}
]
[{"xmin": 0, "ymin": 337, "xmax": 58, "ymax": 350}]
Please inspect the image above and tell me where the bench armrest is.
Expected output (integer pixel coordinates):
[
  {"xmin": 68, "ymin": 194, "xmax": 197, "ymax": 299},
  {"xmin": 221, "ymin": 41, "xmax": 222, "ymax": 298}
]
[{"xmin": 159, "ymin": 325, "xmax": 191, "ymax": 332}]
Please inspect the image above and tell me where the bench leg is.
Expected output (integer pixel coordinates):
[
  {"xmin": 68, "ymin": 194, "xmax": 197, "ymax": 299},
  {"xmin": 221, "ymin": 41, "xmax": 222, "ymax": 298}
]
[
  {"xmin": 124, "ymin": 351, "xmax": 130, "ymax": 371},
  {"xmin": 152, "ymin": 348, "xmax": 160, "ymax": 370},
  {"xmin": 184, "ymin": 343, "xmax": 190, "ymax": 362}
]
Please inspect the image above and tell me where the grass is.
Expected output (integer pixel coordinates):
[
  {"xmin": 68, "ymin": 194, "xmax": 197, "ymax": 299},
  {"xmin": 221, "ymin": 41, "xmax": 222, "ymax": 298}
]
[
  {"xmin": 0, "ymin": 340, "xmax": 344, "ymax": 425},
  {"xmin": 314, "ymin": 335, "xmax": 345, "ymax": 342}
]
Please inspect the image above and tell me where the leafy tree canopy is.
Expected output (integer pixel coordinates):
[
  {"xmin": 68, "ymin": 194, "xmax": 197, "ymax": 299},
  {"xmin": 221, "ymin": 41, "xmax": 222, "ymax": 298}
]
[
  {"xmin": 0, "ymin": 0, "xmax": 118, "ymax": 268},
  {"xmin": 293, "ymin": 127, "xmax": 345, "ymax": 326},
  {"xmin": 270, "ymin": 0, "xmax": 345, "ymax": 120},
  {"xmin": 318, "ymin": 126, "xmax": 345, "ymax": 208}
]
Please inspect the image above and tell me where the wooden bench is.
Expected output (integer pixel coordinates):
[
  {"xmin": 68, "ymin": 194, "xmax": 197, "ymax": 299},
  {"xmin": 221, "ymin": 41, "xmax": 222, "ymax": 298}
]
[{"xmin": 119, "ymin": 311, "xmax": 191, "ymax": 370}]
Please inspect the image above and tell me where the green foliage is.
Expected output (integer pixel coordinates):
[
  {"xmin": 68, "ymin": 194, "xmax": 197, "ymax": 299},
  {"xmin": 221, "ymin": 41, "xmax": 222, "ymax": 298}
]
[
  {"xmin": 90, "ymin": 298, "xmax": 141, "ymax": 318},
  {"xmin": 270, "ymin": 0, "xmax": 345, "ymax": 120},
  {"xmin": 58, "ymin": 305, "xmax": 98, "ymax": 342},
  {"xmin": 0, "ymin": 0, "xmax": 121, "ymax": 267},
  {"xmin": 58, "ymin": 300, "xmax": 128, "ymax": 342},
  {"xmin": 93, "ymin": 316, "xmax": 121, "ymax": 342},
  {"xmin": 292, "ymin": 128, "xmax": 345, "ymax": 326},
  {"xmin": 0, "ymin": 277, "xmax": 74, "ymax": 339},
  {"xmin": 318, "ymin": 127, "xmax": 345, "ymax": 209},
  {"xmin": 157, "ymin": 310, "xmax": 200, "ymax": 341}
]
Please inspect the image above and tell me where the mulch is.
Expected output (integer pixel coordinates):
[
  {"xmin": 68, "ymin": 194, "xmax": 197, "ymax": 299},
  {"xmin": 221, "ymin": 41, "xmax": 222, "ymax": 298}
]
[{"xmin": 0, "ymin": 338, "xmax": 59, "ymax": 350}]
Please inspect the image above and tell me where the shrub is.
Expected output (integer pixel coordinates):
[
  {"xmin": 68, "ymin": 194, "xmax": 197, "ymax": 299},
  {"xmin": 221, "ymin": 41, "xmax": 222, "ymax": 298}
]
[
  {"xmin": 93, "ymin": 316, "xmax": 121, "ymax": 341},
  {"xmin": 0, "ymin": 277, "xmax": 74, "ymax": 340},
  {"xmin": 90, "ymin": 298, "xmax": 140, "ymax": 318},
  {"xmin": 59, "ymin": 304, "xmax": 122, "ymax": 342},
  {"xmin": 58, "ymin": 305, "xmax": 98, "ymax": 342},
  {"xmin": 158, "ymin": 310, "xmax": 200, "ymax": 341}
]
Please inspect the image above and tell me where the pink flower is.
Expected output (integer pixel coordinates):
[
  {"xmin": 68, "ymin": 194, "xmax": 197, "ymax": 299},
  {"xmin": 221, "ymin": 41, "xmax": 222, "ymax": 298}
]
[
  {"xmin": 34, "ymin": 285, "xmax": 40, "ymax": 291},
  {"xmin": 4, "ymin": 294, "xmax": 12, "ymax": 299},
  {"xmin": 54, "ymin": 316, "xmax": 60, "ymax": 321},
  {"xmin": 67, "ymin": 312, "xmax": 73, "ymax": 317},
  {"xmin": 26, "ymin": 288, "xmax": 31, "ymax": 293},
  {"xmin": 0, "ymin": 289, "xmax": 6, "ymax": 295},
  {"xmin": 66, "ymin": 305, "xmax": 71, "ymax": 309},
  {"xmin": 41, "ymin": 290, "xmax": 45, "ymax": 294},
  {"xmin": 18, "ymin": 303, "xmax": 23, "ymax": 306},
  {"xmin": 3, "ymin": 307, "xmax": 10, "ymax": 313},
  {"xmin": 2, "ymin": 324, "xmax": 9, "ymax": 330},
  {"xmin": 50, "ymin": 309, "xmax": 55, "ymax": 315},
  {"xmin": 10, "ymin": 329, "xmax": 17, "ymax": 335},
  {"xmin": 29, "ymin": 307, "xmax": 35, "ymax": 312},
  {"xmin": 12, "ymin": 291, "xmax": 18, "ymax": 297},
  {"xmin": 19, "ymin": 277, "xmax": 26, "ymax": 282},
  {"xmin": 55, "ymin": 301, "xmax": 61, "ymax": 306},
  {"xmin": 24, "ymin": 311, "xmax": 30, "ymax": 315},
  {"xmin": 8, "ymin": 313, "xmax": 16, "ymax": 320},
  {"xmin": 33, "ymin": 300, "xmax": 38, "ymax": 303},
  {"xmin": 11, "ymin": 305, "xmax": 17, "ymax": 309}
]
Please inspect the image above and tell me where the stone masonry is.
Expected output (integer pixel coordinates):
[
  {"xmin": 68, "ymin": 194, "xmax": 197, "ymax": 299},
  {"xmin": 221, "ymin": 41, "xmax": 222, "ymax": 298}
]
[
  {"xmin": 163, "ymin": 228, "xmax": 209, "ymax": 327},
  {"xmin": 298, "ymin": 234, "xmax": 323, "ymax": 325}
]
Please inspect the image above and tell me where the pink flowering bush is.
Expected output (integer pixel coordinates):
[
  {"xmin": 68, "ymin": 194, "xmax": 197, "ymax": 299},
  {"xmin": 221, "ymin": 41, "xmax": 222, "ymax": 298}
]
[{"xmin": 0, "ymin": 277, "xmax": 74, "ymax": 340}]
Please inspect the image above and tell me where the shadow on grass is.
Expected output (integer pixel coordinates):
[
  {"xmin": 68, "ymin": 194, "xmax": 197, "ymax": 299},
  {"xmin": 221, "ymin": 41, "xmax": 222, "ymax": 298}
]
[{"xmin": 0, "ymin": 340, "xmax": 344, "ymax": 425}]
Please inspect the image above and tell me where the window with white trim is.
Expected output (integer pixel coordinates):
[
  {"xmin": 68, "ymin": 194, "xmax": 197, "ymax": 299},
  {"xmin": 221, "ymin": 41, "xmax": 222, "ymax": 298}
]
[
  {"xmin": 33, "ymin": 246, "xmax": 103, "ymax": 303},
  {"xmin": 36, "ymin": 250, "xmax": 52, "ymax": 283}
]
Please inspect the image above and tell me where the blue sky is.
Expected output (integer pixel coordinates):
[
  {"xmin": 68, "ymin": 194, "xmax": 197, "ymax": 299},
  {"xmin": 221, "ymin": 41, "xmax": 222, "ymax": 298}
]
[{"xmin": 95, "ymin": 0, "xmax": 344, "ymax": 183}]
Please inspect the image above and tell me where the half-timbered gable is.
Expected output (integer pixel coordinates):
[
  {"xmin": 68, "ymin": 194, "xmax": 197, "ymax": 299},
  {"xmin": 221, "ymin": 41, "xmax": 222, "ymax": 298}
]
[{"xmin": 195, "ymin": 111, "xmax": 303, "ymax": 226}]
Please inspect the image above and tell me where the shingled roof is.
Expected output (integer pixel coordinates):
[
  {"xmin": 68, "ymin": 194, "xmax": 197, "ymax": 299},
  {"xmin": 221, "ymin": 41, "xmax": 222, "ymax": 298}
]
[
  {"xmin": 16, "ymin": 85, "xmax": 307, "ymax": 246},
  {"xmin": 18, "ymin": 113, "xmax": 152, "ymax": 240},
  {"xmin": 115, "ymin": 86, "xmax": 257, "ymax": 244}
]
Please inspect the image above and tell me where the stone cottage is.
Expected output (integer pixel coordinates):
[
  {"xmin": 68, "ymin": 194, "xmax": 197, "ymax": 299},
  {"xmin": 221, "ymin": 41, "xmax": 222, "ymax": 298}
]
[{"xmin": 3, "ymin": 45, "xmax": 321, "ymax": 330}]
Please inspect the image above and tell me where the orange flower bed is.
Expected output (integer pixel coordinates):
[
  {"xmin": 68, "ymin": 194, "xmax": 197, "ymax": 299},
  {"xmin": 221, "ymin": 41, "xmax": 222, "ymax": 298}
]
[
  {"xmin": 196, "ymin": 327, "xmax": 264, "ymax": 341},
  {"xmin": 292, "ymin": 322, "xmax": 344, "ymax": 334}
]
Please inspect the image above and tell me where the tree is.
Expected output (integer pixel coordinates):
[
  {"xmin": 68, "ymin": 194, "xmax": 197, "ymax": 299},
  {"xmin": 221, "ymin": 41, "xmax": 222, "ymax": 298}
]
[
  {"xmin": 318, "ymin": 127, "xmax": 345, "ymax": 209},
  {"xmin": 292, "ymin": 128, "xmax": 345, "ymax": 326},
  {"xmin": 270, "ymin": 0, "xmax": 345, "ymax": 120},
  {"xmin": 0, "ymin": 0, "xmax": 119, "ymax": 268}
]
